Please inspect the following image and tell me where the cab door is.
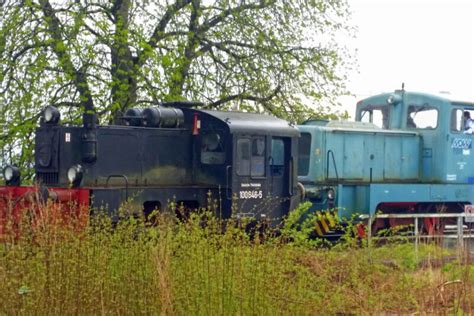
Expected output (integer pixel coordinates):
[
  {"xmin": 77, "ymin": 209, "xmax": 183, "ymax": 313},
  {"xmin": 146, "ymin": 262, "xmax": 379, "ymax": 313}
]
[
  {"xmin": 268, "ymin": 137, "xmax": 292, "ymax": 219},
  {"xmin": 232, "ymin": 135, "xmax": 267, "ymax": 217}
]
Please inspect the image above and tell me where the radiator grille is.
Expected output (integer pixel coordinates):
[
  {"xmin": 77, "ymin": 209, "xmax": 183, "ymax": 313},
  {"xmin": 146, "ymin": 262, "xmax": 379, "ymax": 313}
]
[{"xmin": 37, "ymin": 172, "xmax": 59, "ymax": 185}]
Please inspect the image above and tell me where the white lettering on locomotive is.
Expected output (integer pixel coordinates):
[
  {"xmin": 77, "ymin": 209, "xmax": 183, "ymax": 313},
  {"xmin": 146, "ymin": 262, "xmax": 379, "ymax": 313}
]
[
  {"xmin": 239, "ymin": 190, "xmax": 263, "ymax": 199},
  {"xmin": 451, "ymin": 138, "xmax": 471, "ymax": 149},
  {"xmin": 241, "ymin": 183, "xmax": 262, "ymax": 188}
]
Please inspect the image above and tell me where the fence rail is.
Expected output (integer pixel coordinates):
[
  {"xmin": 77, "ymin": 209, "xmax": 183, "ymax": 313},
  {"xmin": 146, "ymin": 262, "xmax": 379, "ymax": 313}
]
[{"xmin": 360, "ymin": 212, "xmax": 474, "ymax": 255}]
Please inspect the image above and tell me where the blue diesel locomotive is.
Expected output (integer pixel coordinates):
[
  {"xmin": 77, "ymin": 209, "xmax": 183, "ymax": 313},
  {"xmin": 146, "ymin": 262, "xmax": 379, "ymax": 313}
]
[{"xmin": 298, "ymin": 89, "xmax": 474, "ymax": 233}]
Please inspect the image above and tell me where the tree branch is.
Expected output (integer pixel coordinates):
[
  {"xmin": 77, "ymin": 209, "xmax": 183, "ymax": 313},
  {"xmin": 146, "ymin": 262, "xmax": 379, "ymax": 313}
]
[
  {"xmin": 38, "ymin": 0, "xmax": 95, "ymax": 113},
  {"xmin": 137, "ymin": 0, "xmax": 192, "ymax": 67},
  {"xmin": 206, "ymin": 85, "xmax": 281, "ymax": 109}
]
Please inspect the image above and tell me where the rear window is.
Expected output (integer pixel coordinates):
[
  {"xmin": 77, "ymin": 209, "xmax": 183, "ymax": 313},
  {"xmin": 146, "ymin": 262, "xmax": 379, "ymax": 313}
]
[{"xmin": 298, "ymin": 133, "xmax": 311, "ymax": 176}]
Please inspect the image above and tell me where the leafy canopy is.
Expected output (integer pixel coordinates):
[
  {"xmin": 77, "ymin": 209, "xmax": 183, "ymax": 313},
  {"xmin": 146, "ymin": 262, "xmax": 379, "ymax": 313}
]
[{"xmin": 0, "ymin": 0, "xmax": 353, "ymax": 173}]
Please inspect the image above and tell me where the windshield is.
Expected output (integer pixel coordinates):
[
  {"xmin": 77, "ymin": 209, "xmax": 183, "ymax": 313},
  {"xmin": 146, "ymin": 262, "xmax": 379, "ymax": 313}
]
[{"xmin": 358, "ymin": 105, "xmax": 390, "ymax": 129}]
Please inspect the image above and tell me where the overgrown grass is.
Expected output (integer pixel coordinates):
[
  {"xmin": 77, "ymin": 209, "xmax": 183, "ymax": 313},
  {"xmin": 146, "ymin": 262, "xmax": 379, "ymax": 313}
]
[{"xmin": 0, "ymin": 201, "xmax": 473, "ymax": 314}]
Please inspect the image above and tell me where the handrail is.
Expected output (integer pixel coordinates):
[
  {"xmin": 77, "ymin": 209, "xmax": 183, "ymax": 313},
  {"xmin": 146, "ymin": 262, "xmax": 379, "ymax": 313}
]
[
  {"xmin": 225, "ymin": 165, "xmax": 232, "ymax": 199},
  {"xmin": 289, "ymin": 157, "xmax": 294, "ymax": 195},
  {"xmin": 105, "ymin": 174, "xmax": 129, "ymax": 200},
  {"xmin": 326, "ymin": 150, "xmax": 339, "ymax": 182}
]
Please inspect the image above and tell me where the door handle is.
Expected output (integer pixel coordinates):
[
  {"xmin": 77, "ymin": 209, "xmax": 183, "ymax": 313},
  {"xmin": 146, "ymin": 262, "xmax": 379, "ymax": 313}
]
[{"xmin": 288, "ymin": 157, "xmax": 294, "ymax": 195}]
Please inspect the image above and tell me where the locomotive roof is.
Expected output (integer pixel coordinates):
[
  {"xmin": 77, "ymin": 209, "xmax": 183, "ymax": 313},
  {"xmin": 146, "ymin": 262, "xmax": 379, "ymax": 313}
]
[
  {"xmin": 193, "ymin": 109, "xmax": 300, "ymax": 137},
  {"xmin": 360, "ymin": 91, "xmax": 474, "ymax": 106}
]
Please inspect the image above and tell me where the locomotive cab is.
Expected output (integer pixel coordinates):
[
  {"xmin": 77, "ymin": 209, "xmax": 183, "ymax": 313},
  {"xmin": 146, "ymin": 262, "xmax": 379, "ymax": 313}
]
[
  {"xmin": 356, "ymin": 90, "xmax": 474, "ymax": 184},
  {"xmin": 188, "ymin": 110, "xmax": 300, "ymax": 222}
]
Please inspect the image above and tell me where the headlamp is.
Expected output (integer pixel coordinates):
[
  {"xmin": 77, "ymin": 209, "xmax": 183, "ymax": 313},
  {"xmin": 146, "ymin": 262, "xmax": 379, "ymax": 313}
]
[
  {"xmin": 327, "ymin": 188, "xmax": 335, "ymax": 200},
  {"xmin": 386, "ymin": 94, "xmax": 402, "ymax": 105},
  {"xmin": 67, "ymin": 164, "xmax": 83, "ymax": 187},
  {"xmin": 3, "ymin": 165, "xmax": 21, "ymax": 186}
]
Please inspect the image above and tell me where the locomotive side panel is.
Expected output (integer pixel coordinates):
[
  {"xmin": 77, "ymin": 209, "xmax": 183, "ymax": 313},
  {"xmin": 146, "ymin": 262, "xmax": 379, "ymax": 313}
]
[{"xmin": 299, "ymin": 123, "xmax": 421, "ymax": 185}]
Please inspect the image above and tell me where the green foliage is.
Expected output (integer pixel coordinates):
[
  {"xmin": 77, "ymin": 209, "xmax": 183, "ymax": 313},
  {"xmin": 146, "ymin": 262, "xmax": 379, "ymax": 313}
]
[{"xmin": 1, "ymin": 0, "xmax": 354, "ymax": 172}]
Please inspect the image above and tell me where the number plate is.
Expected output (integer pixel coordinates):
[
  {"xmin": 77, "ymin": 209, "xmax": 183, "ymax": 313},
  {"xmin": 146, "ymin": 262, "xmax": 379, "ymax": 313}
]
[{"xmin": 239, "ymin": 190, "xmax": 263, "ymax": 199}]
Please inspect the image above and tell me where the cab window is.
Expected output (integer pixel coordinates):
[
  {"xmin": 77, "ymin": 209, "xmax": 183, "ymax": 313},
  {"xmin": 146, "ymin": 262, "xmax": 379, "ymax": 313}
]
[
  {"xmin": 406, "ymin": 105, "xmax": 438, "ymax": 129},
  {"xmin": 236, "ymin": 136, "xmax": 266, "ymax": 177},
  {"xmin": 201, "ymin": 131, "xmax": 225, "ymax": 164},
  {"xmin": 451, "ymin": 109, "xmax": 463, "ymax": 132},
  {"xmin": 251, "ymin": 137, "xmax": 265, "ymax": 176},
  {"xmin": 298, "ymin": 133, "xmax": 311, "ymax": 176},
  {"xmin": 451, "ymin": 108, "xmax": 474, "ymax": 133},
  {"xmin": 358, "ymin": 105, "xmax": 390, "ymax": 129},
  {"xmin": 270, "ymin": 138, "xmax": 285, "ymax": 176}
]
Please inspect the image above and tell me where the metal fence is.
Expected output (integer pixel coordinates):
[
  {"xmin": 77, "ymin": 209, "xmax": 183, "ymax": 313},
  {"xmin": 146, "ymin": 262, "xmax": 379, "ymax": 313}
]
[{"xmin": 362, "ymin": 212, "xmax": 474, "ymax": 256}]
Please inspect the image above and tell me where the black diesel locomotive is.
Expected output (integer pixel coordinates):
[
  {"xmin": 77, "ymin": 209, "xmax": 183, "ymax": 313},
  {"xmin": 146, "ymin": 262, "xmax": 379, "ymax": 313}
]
[{"xmin": 2, "ymin": 103, "xmax": 300, "ymax": 223}]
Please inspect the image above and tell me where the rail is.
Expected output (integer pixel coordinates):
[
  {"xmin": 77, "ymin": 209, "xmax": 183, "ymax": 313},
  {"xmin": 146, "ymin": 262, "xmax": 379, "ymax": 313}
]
[{"xmin": 360, "ymin": 212, "xmax": 474, "ymax": 255}]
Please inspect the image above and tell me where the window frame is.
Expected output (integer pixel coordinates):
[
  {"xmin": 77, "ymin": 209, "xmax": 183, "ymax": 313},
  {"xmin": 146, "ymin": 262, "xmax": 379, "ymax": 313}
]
[
  {"xmin": 358, "ymin": 105, "xmax": 391, "ymax": 129},
  {"xmin": 297, "ymin": 132, "xmax": 311, "ymax": 176},
  {"xmin": 200, "ymin": 129, "xmax": 226, "ymax": 165},
  {"xmin": 406, "ymin": 104, "xmax": 439, "ymax": 130}
]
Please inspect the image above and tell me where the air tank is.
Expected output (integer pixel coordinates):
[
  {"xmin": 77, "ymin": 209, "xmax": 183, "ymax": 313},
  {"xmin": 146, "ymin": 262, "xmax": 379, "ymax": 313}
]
[{"xmin": 142, "ymin": 107, "xmax": 184, "ymax": 128}]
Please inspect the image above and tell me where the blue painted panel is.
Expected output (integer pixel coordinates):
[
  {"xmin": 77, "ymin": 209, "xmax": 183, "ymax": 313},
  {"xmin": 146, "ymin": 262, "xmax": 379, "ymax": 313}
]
[
  {"xmin": 384, "ymin": 136, "xmax": 401, "ymax": 179},
  {"xmin": 337, "ymin": 184, "xmax": 370, "ymax": 218},
  {"xmin": 343, "ymin": 134, "xmax": 364, "ymax": 179},
  {"xmin": 401, "ymin": 136, "xmax": 420, "ymax": 178}
]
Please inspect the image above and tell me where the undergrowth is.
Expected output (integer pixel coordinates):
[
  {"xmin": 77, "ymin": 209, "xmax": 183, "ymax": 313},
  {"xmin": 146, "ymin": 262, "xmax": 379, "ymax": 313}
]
[{"xmin": 0, "ymin": 201, "xmax": 473, "ymax": 314}]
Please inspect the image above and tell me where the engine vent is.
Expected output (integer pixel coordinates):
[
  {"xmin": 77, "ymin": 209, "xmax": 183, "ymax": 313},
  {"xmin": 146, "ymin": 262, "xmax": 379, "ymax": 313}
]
[{"xmin": 37, "ymin": 172, "xmax": 59, "ymax": 185}]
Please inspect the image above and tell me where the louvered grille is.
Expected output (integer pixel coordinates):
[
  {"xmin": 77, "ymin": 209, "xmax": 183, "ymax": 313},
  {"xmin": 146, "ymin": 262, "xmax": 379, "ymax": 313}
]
[{"xmin": 37, "ymin": 172, "xmax": 59, "ymax": 185}]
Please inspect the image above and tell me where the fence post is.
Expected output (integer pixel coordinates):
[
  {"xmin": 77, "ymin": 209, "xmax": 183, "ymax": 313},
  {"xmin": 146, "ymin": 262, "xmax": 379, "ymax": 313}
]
[
  {"xmin": 414, "ymin": 217, "xmax": 419, "ymax": 259},
  {"xmin": 457, "ymin": 215, "xmax": 464, "ymax": 256},
  {"xmin": 368, "ymin": 215, "xmax": 372, "ymax": 248}
]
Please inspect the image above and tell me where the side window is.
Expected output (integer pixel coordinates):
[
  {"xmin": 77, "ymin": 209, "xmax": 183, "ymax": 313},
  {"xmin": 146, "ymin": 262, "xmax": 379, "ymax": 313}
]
[
  {"xmin": 271, "ymin": 138, "xmax": 285, "ymax": 176},
  {"xmin": 406, "ymin": 105, "xmax": 438, "ymax": 129},
  {"xmin": 451, "ymin": 109, "xmax": 463, "ymax": 132},
  {"xmin": 201, "ymin": 131, "xmax": 225, "ymax": 164},
  {"xmin": 458, "ymin": 108, "xmax": 474, "ymax": 134},
  {"xmin": 236, "ymin": 136, "xmax": 266, "ymax": 176},
  {"xmin": 298, "ymin": 133, "xmax": 311, "ymax": 176}
]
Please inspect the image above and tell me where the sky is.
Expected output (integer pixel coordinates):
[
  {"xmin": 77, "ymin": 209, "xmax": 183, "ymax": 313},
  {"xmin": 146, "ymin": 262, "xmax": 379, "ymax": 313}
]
[{"xmin": 340, "ymin": 0, "xmax": 474, "ymax": 117}]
